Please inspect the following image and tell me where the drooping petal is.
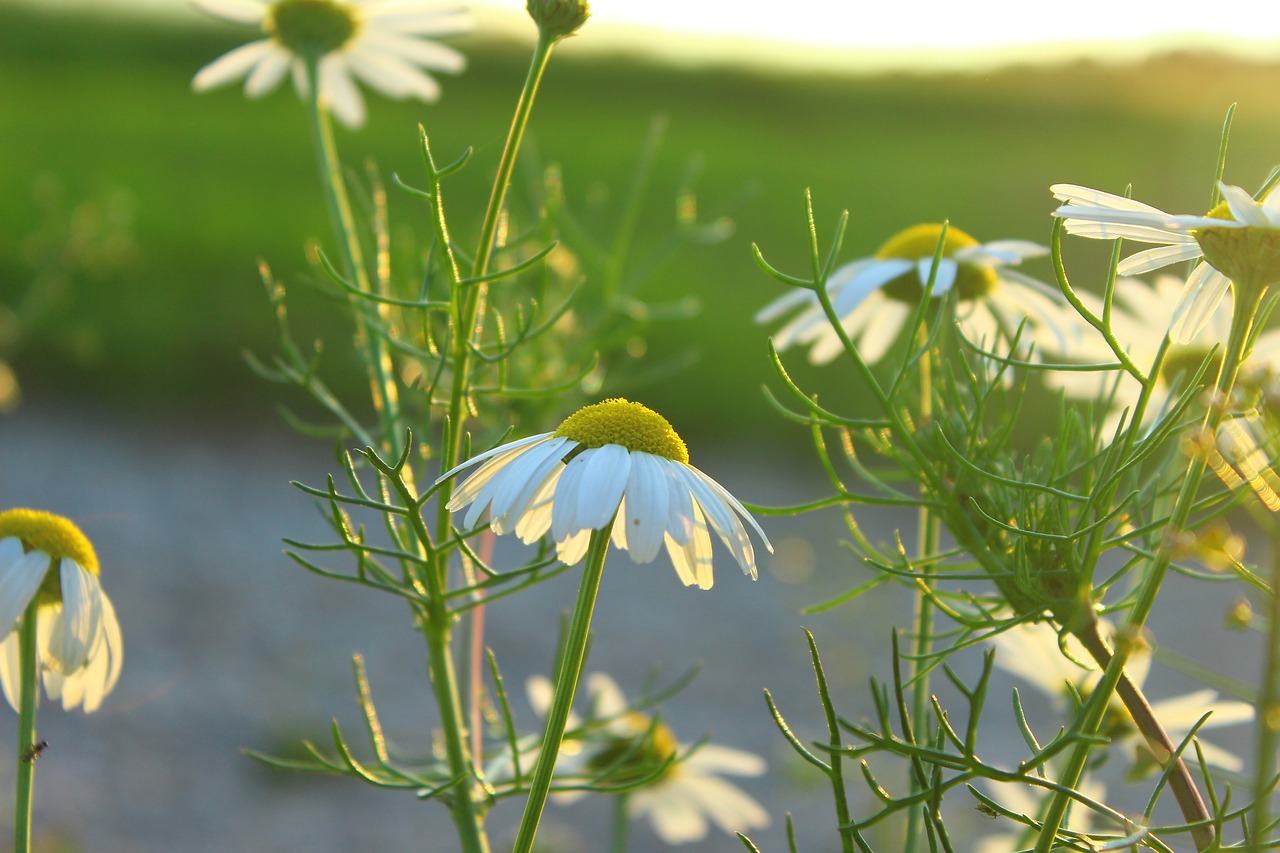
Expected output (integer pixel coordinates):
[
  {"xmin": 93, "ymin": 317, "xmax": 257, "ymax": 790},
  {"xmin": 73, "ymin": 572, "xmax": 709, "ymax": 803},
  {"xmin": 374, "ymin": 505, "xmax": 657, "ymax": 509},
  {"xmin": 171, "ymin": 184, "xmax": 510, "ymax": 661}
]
[
  {"xmin": 0, "ymin": 629, "xmax": 21, "ymax": 711},
  {"xmin": 0, "ymin": 548, "xmax": 51, "ymax": 633},
  {"xmin": 347, "ymin": 50, "xmax": 442, "ymax": 101},
  {"xmin": 1170, "ymin": 264, "xmax": 1232, "ymax": 344},
  {"xmin": 360, "ymin": 28, "xmax": 466, "ymax": 72},
  {"xmin": 664, "ymin": 503, "xmax": 713, "ymax": 589},
  {"xmin": 632, "ymin": 785, "xmax": 710, "ymax": 844},
  {"xmin": 48, "ymin": 560, "xmax": 103, "ymax": 673},
  {"xmin": 1116, "ymin": 241, "xmax": 1204, "ymax": 276},
  {"xmin": 191, "ymin": 0, "xmax": 267, "ymax": 24},
  {"xmin": 243, "ymin": 47, "xmax": 293, "ymax": 98},
  {"xmin": 191, "ymin": 39, "xmax": 276, "ymax": 92},
  {"xmin": 617, "ymin": 453, "xmax": 672, "ymax": 563},
  {"xmin": 319, "ymin": 57, "xmax": 367, "ymax": 128},
  {"xmin": 916, "ymin": 257, "xmax": 957, "ymax": 294}
]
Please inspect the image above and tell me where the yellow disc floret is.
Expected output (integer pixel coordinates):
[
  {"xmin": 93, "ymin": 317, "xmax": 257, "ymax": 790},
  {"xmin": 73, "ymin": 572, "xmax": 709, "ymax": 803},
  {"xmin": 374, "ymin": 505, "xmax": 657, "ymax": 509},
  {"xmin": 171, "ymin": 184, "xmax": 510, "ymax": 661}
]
[
  {"xmin": 268, "ymin": 0, "xmax": 359, "ymax": 59},
  {"xmin": 586, "ymin": 711, "xmax": 680, "ymax": 782},
  {"xmin": 874, "ymin": 223, "xmax": 999, "ymax": 302},
  {"xmin": 555, "ymin": 398, "xmax": 689, "ymax": 464},
  {"xmin": 0, "ymin": 509, "xmax": 98, "ymax": 575},
  {"xmin": 1195, "ymin": 200, "xmax": 1280, "ymax": 289}
]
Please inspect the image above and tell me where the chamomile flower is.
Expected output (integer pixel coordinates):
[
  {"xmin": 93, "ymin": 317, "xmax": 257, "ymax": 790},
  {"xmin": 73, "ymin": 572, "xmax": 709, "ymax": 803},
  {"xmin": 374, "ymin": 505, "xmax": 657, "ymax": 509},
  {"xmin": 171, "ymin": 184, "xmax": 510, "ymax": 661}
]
[
  {"xmin": 991, "ymin": 622, "xmax": 1252, "ymax": 773},
  {"xmin": 525, "ymin": 672, "xmax": 770, "ymax": 844},
  {"xmin": 0, "ymin": 509, "xmax": 123, "ymax": 713},
  {"xmin": 192, "ymin": 0, "xmax": 469, "ymax": 128},
  {"xmin": 756, "ymin": 223, "xmax": 1074, "ymax": 365},
  {"xmin": 1052, "ymin": 181, "xmax": 1280, "ymax": 343},
  {"xmin": 436, "ymin": 398, "xmax": 772, "ymax": 589}
]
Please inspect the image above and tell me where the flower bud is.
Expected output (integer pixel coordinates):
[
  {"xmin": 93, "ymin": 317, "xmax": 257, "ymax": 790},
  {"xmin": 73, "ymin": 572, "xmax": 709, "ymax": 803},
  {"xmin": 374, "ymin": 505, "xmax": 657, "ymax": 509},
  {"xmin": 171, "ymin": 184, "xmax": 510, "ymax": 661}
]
[{"xmin": 526, "ymin": 0, "xmax": 590, "ymax": 39}]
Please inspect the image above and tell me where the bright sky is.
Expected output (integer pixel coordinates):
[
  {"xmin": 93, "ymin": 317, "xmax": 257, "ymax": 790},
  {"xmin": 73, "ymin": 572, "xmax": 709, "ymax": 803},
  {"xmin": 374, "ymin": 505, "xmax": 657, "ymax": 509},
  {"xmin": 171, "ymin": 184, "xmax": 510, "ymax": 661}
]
[
  {"xmin": 56, "ymin": 0, "xmax": 1280, "ymax": 72},
  {"xmin": 471, "ymin": 0, "xmax": 1280, "ymax": 70}
]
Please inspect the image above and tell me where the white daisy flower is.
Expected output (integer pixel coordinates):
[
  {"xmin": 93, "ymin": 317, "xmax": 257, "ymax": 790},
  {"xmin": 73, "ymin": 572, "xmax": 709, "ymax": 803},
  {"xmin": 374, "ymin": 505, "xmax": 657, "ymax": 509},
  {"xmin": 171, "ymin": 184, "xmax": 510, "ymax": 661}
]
[
  {"xmin": 436, "ymin": 398, "xmax": 772, "ymax": 590},
  {"xmin": 525, "ymin": 672, "xmax": 770, "ymax": 844},
  {"xmin": 1052, "ymin": 181, "xmax": 1280, "ymax": 343},
  {"xmin": 0, "ymin": 509, "xmax": 123, "ymax": 714},
  {"xmin": 991, "ymin": 621, "xmax": 1252, "ymax": 773},
  {"xmin": 1050, "ymin": 274, "xmax": 1280, "ymax": 435},
  {"xmin": 756, "ymin": 223, "xmax": 1076, "ymax": 365},
  {"xmin": 192, "ymin": 0, "xmax": 469, "ymax": 128}
]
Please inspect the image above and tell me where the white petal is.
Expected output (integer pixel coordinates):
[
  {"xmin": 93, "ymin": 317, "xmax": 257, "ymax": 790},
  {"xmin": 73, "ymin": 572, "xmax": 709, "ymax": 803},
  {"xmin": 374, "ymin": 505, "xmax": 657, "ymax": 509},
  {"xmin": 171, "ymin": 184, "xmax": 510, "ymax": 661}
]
[
  {"xmin": 840, "ymin": 298, "xmax": 909, "ymax": 365},
  {"xmin": 360, "ymin": 28, "xmax": 466, "ymax": 72},
  {"xmin": 831, "ymin": 258, "xmax": 913, "ymax": 316},
  {"xmin": 191, "ymin": 39, "xmax": 276, "ymax": 92},
  {"xmin": 243, "ymin": 48, "xmax": 292, "ymax": 98},
  {"xmin": 0, "ymin": 629, "xmax": 21, "ymax": 712},
  {"xmin": 191, "ymin": 0, "xmax": 267, "ymax": 24},
  {"xmin": 0, "ymin": 549, "xmax": 51, "ymax": 633},
  {"xmin": 1117, "ymin": 242, "xmax": 1204, "ymax": 276},
  {"xmin": 755, "ymin": 287, "xmax": 817, "ymax": 325},
  {"xmin": 961, "ymin": 239, "xmax": 1048, "ymax": 264},
  {"xmin": 664, "ymin": 503, "xmax": 713, "ymax": 589},
  {"xmin": 81, "ymin": 591, "xmax": 123, "ymax": 713},
  {"xmin": 633, "ymin": 787, "xmax": 709, "ymax": 843},
  {"xmin": 916, "ymin": 257, "xmax": 957, "ymax": 294},
  {"xmin": 1218, "ymin": 182, "xmax": 1269, "ymax": 228},
  {"xmin": 681, "ymin": 772, "xmax": 770, "ymax": 834},
  {"xmin": 618, "ymin": 453, "xmax": 671, "ymax": 563},
  {"xmin": 685, "ymin": 743, "xmax": 767, "ymax": 776},
  {"xmin": 1063, "ymin": 220, "xmax": 1197, "ymax": 246},
  {"xmin": 555, "ymin": 528, "xmax": 592, "ymax": 566},
  {"xmin": 346, "ymin": 50, "xmax": 441, "ymax": 101},
  {"xmin": 49, "ymin": 561, "xmax": 103, "ymax": 673},
  {"xmin": 440, "ymin": 432, "xmax": 556, "ymax": 492},
  {"xmin": 1050, "ymin": 184, "xmax": 1172, "ymax": 214},
  {"xmin": 319, "ymin": 58, "xmax": 367, "ymax": 128},
  {"xmin": 489, "ymin": 439, "xmax": 573, "ymax": 535},
  {"xmin": 463, "ymin": 437, "xmax": 565, "ymax": 529},
  {"xmin": 362, "ymin": 7, "xmax": 472, "ymax": 36},
  {"xmin": 1170, "ymin": 264, "xmax": 1231, "ymax": 344},
  {"xmin": 573, "ymin": 445, "xmax": 631, "ymax": 532},
  {"xmin": 585, "ymin": 672, "xmax": 629, "ymax": 719}
]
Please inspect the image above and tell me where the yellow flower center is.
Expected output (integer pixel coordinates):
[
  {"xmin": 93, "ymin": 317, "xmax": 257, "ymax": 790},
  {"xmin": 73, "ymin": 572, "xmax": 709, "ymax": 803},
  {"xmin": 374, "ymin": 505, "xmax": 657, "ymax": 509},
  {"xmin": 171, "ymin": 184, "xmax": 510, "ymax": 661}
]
[
  {"xmin": 0, "ymin": 509, "xmax": 98, "ymax": 575},
  {"xmin": 1195, "ymin": 199, "xmax": 1280, "ymax": 288},
  {"xmin": 554, "ymin": 398, "xmax": 689, "ymax": 464},
  {"xmin": 268, "ymin": 0, "xmax": 359, "ymax": 59},
  {"xmin": 586, "ymin": 711, "xmax": 680, "ymax": 782},
  {"xmin": 874, "ymin": 224, "xmax": 999, "ymax": 303}
]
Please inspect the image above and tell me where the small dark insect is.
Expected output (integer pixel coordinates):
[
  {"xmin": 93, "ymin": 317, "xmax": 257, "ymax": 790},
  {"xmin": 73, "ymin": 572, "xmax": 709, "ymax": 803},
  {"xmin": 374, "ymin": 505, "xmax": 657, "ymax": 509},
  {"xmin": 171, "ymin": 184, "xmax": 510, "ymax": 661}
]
[
  {"xmin": 975, "ymin": 803, "xmax": 999, "ymax": 819},
  {"xmin": 21, "ymin": 740, "xmax": 48, "ymax": 763}
]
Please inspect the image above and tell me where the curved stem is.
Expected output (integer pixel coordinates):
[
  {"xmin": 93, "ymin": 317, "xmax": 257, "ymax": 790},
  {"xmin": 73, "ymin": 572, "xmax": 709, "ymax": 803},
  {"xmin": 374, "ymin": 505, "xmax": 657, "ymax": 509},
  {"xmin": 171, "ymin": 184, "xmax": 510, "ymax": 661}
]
[
  {"xmin": 513, "ymin": 528, "xmax": 611, "ymax": 853},
  {"xmin": 1073, "ymin": 617, "xmax": 1212, "ymax": 845},
  {"xmin": 13, "ymin": 597, "xmax": 39, "ymax": 853}
]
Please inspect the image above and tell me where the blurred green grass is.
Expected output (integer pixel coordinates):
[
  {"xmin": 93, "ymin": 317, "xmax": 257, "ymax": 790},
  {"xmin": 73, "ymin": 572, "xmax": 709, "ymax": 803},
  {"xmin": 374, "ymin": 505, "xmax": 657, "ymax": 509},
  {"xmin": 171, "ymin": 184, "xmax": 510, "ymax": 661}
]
[{"xmin": 4, "ymin": 3, "xmax": 1280, "ymax": 444}]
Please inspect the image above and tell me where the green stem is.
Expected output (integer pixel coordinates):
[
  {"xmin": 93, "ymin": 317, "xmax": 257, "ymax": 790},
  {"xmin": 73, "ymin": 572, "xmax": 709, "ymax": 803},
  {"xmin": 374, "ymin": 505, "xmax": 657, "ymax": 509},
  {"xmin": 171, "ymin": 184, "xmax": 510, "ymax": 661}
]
[
  {"xmin": 1251, "ymin": 535, "xmax": 1280, "ymax": 853},
  {"xmin": 513, "ymin": 528, "xmax": 611, "ymax": 853},
  {"xmin": 13, "ymin": 597, "xmax": 39, "ymax": 853},
  {"xmin": 1034, "ymin": 281, "xmax": 1266, "ymax": 853},
  {"xmin": 609, "ymin": 792, "xmax": 631, "ymax": 853},
  {"xmin": 905, "ymin": 335, "xmax": 940, "ymax": 852},
  {"xmin": 301, "ymin": 56, "xmax": 398, "ymax": 449}
]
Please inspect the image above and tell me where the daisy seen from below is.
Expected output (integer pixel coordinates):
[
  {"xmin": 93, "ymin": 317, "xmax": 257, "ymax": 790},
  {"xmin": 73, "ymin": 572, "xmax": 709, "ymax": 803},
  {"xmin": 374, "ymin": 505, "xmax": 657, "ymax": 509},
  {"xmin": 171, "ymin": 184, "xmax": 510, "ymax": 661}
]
[
  {"xmin": 1050, "ymin": 274, "xmax": 1280, "ymax": 436},
  {"xmin": 0, "ymin": 509, "xmax": 122, "ymax": 714},
  {"xmin": 755, "ymin": 223, "xmax": 1077, "ymax": 365},
  {"xmin": 436, "ymin": 398, "xmax": 772, "ymax": 590},
  {"xmin": 990, "ymin": 621, "xmax": 1252, "ymax": 774},
  {"xmin": 191, "ymin": 0, "xmax": 469, "ymax": 128},
  {"xmin": 524, "ymin": 672, "xmax": 770, "ymax": 845},
  {"xmin": 1052, "ymin": 181, "xmax": 1280, "ymax": 343}
]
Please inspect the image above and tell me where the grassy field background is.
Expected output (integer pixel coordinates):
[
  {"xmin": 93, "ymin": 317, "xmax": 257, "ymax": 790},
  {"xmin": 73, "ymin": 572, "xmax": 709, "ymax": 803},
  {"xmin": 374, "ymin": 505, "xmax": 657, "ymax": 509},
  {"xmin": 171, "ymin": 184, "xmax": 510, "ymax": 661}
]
[{"xmin": 4, "ymin": 4, "xmax": 1280, "ymax": 445}]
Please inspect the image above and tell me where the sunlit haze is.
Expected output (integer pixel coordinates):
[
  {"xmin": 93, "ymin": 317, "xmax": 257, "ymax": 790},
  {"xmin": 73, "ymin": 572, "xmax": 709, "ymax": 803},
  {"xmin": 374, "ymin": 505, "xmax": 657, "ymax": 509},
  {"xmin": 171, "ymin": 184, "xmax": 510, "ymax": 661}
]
[
  {"xmin": 39, "ymin": 0, "xmax": 1280, "ymax": 71},
  {"xmin": 471, "ymin": 0, "xmax": 1280, "ymax": 71}
]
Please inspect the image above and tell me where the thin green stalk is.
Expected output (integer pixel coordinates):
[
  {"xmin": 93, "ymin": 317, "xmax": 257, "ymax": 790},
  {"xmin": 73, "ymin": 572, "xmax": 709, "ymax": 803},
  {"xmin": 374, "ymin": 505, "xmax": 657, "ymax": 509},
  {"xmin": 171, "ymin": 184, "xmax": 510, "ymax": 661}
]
[
  {"xmin": 513, "ymin": 528, "xmax": 611, "ymax": 853},
  {"xmin": 905, "ymin": 335, "xmax": 941, "ymax": 852},
  {"xmin": 609, "ymin": 792, "xmax": 631, "ymax": 853},
  {"xmin": 301, "ymin": 56, "xmax": 398, "ymax": 449},
  {"xmin": 13, "ymin": 596, "xmax": 39, "ymax": 853},
  {"xmin": 1251, "ymin": 534, "xmax": 1280, "ymax": 853},
  {"xmin": 1035, "ymin": 281, "xmax": 1267, "ymax": 853}
]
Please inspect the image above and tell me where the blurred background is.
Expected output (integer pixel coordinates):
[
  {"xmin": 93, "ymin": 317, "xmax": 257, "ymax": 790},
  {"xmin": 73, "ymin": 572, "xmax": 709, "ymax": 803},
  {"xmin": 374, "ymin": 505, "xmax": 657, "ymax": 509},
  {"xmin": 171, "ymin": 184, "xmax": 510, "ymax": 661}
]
[{"xmin": 0, "ymin": 1, "xmax": 1275, "ymax": 850}]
